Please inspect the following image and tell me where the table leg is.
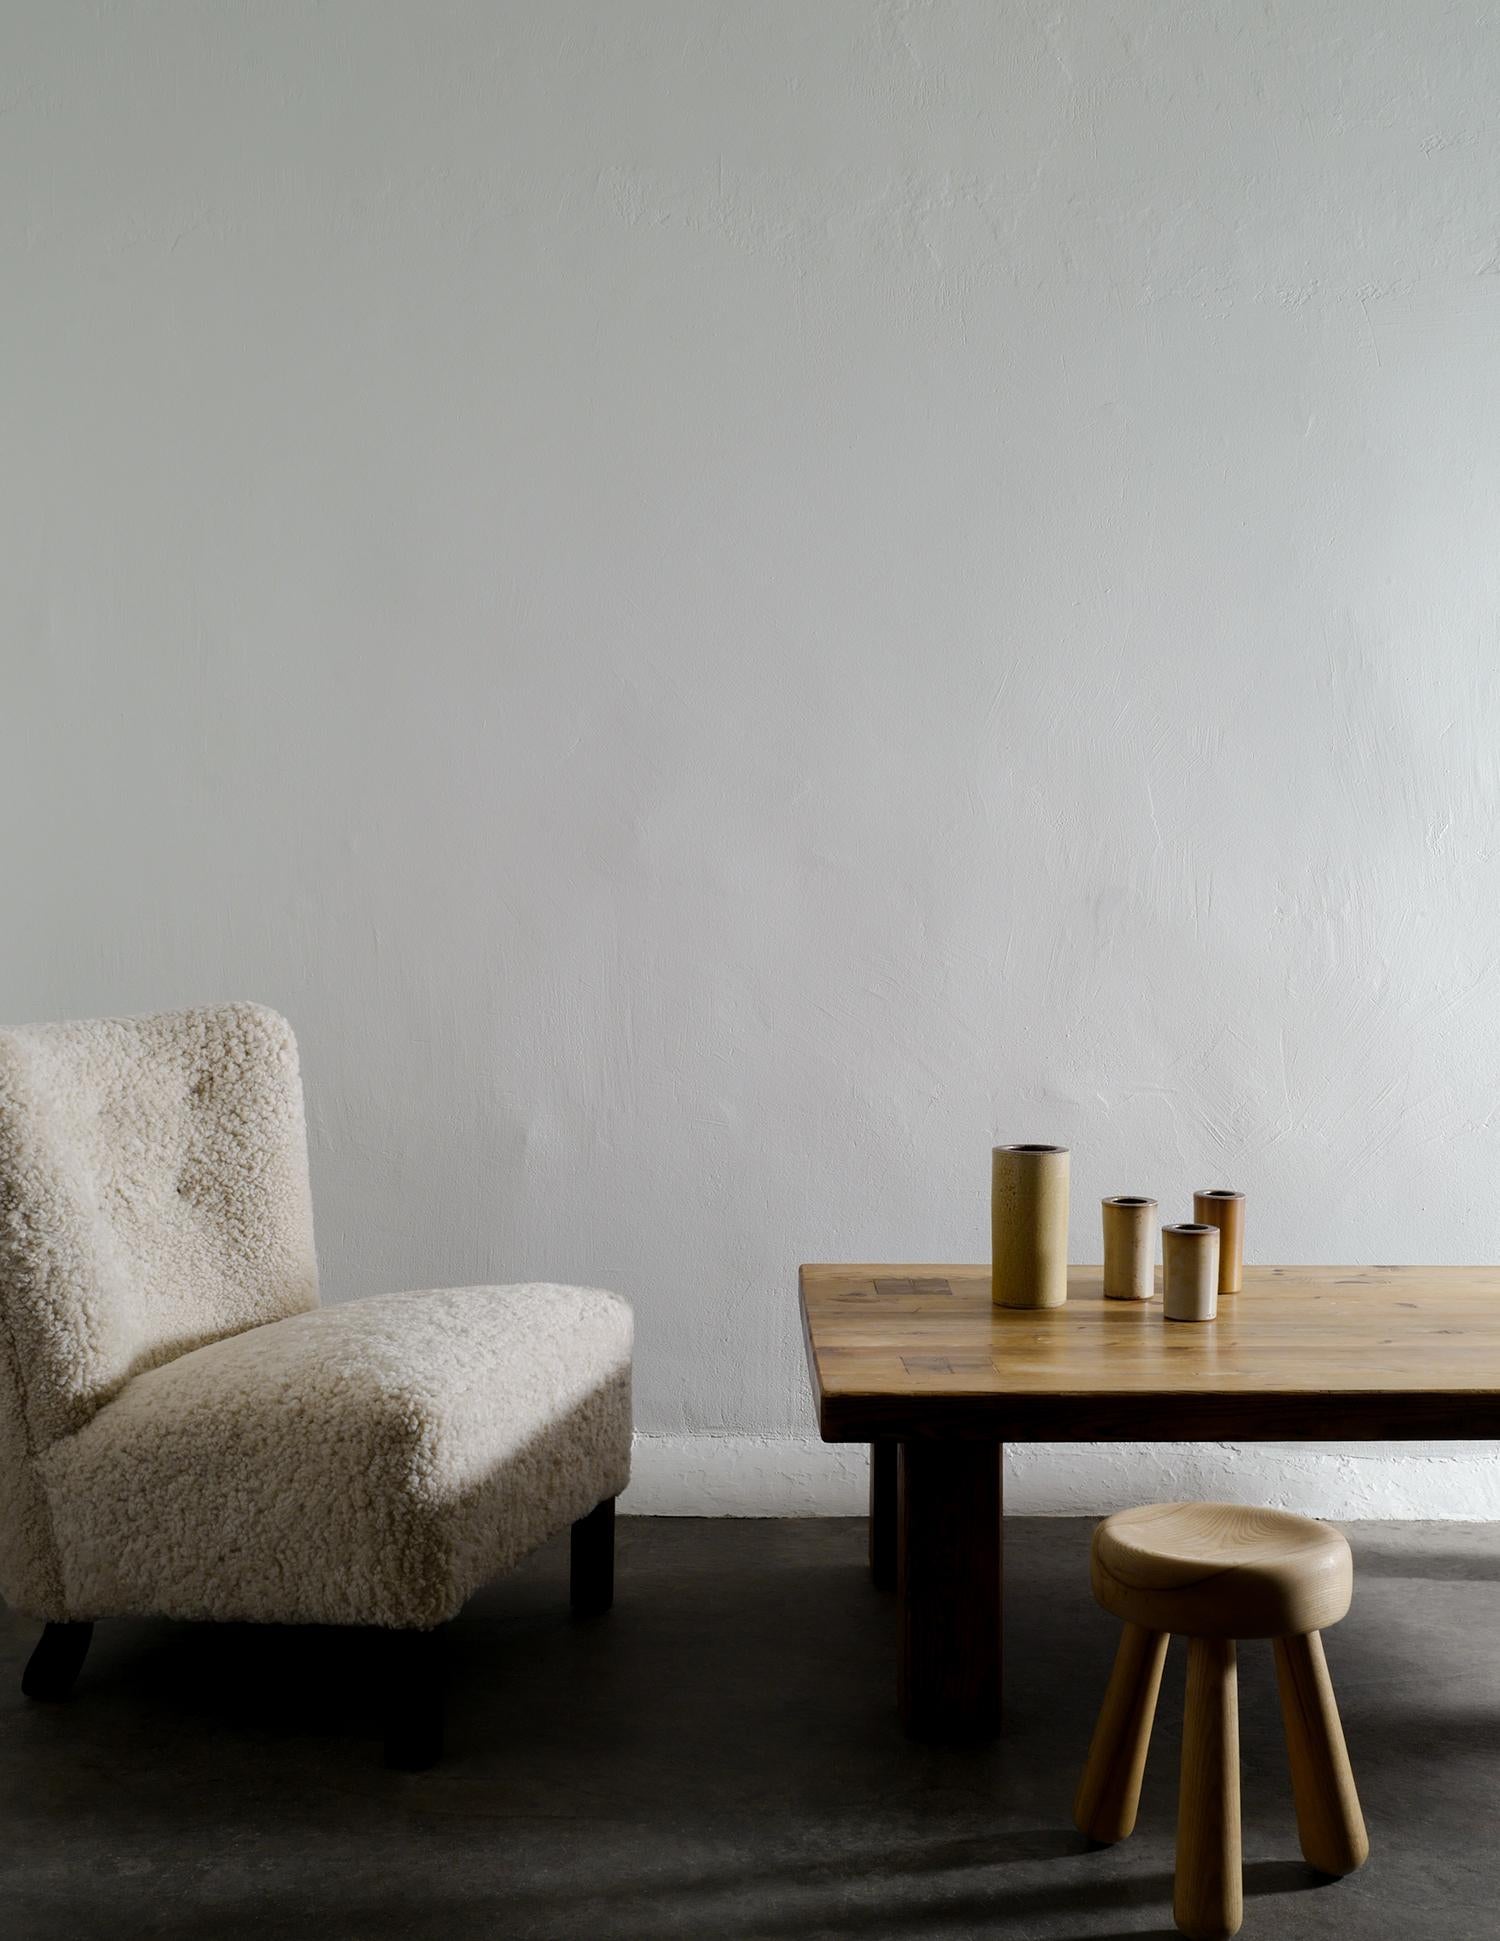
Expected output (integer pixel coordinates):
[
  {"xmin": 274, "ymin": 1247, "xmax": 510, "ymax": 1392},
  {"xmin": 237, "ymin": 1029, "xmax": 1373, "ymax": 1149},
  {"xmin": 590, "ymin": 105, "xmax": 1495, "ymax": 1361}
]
[
  {"xmin": 897, "ymin": 1438, "xmax": 1003, "ymax": 1740},
  {"xmin": 869, "ymin": 1443, "xmax": 898, "ymax": 1590}
]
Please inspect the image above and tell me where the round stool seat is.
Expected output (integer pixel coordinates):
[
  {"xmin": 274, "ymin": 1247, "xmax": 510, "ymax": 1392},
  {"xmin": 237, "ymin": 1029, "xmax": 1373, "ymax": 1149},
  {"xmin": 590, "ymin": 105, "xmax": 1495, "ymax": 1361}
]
[{"xmin": 1091, "ymin": 1503, "xmax": 1352, "ymax": 1640}]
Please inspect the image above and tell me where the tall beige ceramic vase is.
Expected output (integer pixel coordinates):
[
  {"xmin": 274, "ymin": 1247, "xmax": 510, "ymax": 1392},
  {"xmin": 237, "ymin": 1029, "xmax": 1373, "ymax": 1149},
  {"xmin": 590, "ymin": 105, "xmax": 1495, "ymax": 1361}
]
[{"xmin": 992, "ymin": 1144, "xmax": 1071, "ymax": 1309}]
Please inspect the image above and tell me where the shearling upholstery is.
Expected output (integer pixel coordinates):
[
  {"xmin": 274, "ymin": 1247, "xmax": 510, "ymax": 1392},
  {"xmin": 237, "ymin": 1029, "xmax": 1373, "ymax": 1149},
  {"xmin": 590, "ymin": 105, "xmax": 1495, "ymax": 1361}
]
[
  {"xmin": 45, "ymin": 1283, "xmax": 632, "ymax": 1628},
  {"xmin": 0, "ymin": 1004, "xmax": 632, "ymax": 1627},
  {"xmin": 0, "ymin": 1004, "xmax": 319, "ymax": 1442}
]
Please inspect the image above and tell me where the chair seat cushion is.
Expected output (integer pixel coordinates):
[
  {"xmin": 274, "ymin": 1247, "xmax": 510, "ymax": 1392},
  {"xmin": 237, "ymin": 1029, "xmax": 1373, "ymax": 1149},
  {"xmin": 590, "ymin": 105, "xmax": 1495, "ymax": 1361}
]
[
  {"xmin": 1091, "ymin": 1502, "xmax": 1353, "ymax": 1639},
  {"xmin": 41, "ymin": 1284, "xmax": 632, "ymax": 1629}
]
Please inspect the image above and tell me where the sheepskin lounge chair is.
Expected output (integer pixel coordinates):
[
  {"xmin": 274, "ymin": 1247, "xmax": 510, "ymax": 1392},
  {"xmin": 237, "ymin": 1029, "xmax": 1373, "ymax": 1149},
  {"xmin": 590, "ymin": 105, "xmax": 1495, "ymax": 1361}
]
[{"xmin": 0, "ymin": 1003, "xmax": 632, "ymax": 1767}]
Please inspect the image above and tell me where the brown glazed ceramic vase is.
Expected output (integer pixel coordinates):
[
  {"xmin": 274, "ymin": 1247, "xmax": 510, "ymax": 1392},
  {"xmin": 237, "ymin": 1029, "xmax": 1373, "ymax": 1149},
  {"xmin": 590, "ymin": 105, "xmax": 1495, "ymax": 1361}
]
[{"xmin": 1193, "ymin": 1188, "xmax": 1245, "ymax": 1295}]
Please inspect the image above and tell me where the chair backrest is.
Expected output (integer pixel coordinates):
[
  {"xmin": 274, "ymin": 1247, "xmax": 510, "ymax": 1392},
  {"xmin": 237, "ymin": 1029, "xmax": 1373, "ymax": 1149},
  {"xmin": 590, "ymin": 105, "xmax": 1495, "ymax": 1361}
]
[{"xmin": 0, "ymin": 1002, "xmax": 319, "ymax": 1610}]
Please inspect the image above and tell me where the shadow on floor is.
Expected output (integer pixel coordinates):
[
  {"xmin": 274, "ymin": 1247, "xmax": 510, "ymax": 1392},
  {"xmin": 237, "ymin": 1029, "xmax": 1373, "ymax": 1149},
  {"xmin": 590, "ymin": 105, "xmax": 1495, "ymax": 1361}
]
[
  {"xmin": 0, "ymin": 1517, "xmax": 1494, "ymax": 1940},
  {"xmin": 1351, "ymin": 1546, "xmax": 1500, "ymax": 1582},
  {"xmin": 0, "ymin": 1851, "xmax": 1339, "ymax": 1941}
]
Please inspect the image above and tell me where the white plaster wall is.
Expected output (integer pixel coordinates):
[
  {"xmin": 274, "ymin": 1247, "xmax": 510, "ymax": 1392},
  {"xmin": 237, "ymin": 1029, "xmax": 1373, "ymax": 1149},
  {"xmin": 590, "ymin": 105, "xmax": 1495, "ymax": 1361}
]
[{"xmin": 4, "ymin": 2, "xmax": 1500, "ymax": 1515}]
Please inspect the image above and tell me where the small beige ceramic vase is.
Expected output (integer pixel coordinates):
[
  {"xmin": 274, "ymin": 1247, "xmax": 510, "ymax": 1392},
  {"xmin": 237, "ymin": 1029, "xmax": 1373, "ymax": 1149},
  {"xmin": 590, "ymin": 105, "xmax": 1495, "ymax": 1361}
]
[
  {"xmin": 1162, "ymin": 1222, "xmax": 1220, "ymax": 1322},
  {"xmin": 1102, "ymin": 1196, "xmax": 1157, "ymax": 1302},
  {"xmin": 992, "ymin": 1144, "xmax": 1070, "ymax": 1309},
  {"xmin": 1193, "ymin": 1188, "xmax": 1245, "ymax": 1294}
]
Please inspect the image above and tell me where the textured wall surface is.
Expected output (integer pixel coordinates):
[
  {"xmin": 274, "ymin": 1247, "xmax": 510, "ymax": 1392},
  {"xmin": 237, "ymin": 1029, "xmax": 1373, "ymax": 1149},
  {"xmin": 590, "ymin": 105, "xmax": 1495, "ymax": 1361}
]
[{"xmin": 5, "ymin": 3, "xmax": 1500, "ymax": 1512}]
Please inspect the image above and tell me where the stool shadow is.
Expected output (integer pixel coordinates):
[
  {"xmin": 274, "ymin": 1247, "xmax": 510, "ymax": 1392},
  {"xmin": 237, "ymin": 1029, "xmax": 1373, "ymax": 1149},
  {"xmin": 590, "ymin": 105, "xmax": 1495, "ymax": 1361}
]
[
  {"xmin": 1244, "ymin": 1857, "xmax": 1343, "ymax": 1895},
  {"xmin": 1076, "ymin": 1858, "xmax": 1339, "ymax": 1941}
]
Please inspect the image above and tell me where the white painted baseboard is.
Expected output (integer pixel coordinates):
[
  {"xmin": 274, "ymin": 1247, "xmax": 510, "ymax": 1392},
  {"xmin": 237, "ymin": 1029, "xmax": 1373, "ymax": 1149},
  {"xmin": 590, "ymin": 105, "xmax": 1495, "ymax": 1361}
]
[{"xmin": 620, "ymin": 1434, "xmax": 1500, "ymax": 1520}]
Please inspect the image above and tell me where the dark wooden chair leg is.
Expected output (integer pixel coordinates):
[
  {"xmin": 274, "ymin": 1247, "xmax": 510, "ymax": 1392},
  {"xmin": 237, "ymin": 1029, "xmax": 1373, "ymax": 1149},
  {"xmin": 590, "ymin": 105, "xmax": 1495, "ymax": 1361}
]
[
  {"xmin": 382, "ymin": 1626, "xmax": 446, "ymax": 1771},
  {"xmin": 571, "ymin": 1496, "xmax": 616, "ymax": 1616},
  {"xmin": 21, "ymin": 1622, "xmax": 93, "ymax": 1703},
  {"xmin": 869, "ymin": 1442, "xmax": 898, "ymax": 1590}
]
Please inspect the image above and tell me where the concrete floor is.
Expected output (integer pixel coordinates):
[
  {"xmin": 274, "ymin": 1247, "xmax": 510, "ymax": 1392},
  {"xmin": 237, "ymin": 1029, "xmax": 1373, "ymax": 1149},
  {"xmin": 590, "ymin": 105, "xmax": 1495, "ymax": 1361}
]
[{"xmin": 1, "ymin": 1518, "xmax": 1496, "ymax": 1940}]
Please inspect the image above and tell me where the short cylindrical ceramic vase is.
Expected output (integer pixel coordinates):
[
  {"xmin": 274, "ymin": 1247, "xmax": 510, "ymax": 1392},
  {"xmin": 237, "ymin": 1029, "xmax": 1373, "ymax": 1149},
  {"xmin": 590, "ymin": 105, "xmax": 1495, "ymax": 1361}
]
[
  {"xmin": 1162, "ymin": 1222, "xmax": 1220, "ymax": 1323},
  {"xmin": 1102, "ymin": 1196, "xmax": 1157, "ymax": 1302}
]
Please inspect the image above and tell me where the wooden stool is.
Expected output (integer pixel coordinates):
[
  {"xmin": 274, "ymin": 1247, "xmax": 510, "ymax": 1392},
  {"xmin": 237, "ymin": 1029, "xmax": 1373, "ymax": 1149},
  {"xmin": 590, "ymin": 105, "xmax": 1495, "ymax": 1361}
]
[{"xmin": 1073, "ymin": 1503, "xmax": 1368, "ymax": 1941}]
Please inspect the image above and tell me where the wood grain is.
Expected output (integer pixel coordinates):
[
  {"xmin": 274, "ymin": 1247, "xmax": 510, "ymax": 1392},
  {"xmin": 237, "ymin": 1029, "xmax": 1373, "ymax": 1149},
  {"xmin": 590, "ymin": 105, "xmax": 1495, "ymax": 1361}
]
[
  {"xmin": 800, "ymin": 1264, "xmax": 1500, "ymax": 1440},
  {"xmin": 1274, "ymin": 1631, "xmax": 1369, "ymax": 1877},
  {"xmin": 1091, "ymin": 1502, "xmax": 1352, "ymax": 1640},
  {"xmin": 1175, "ymin": 1636, "xmax": 1243, "ymax": 1940},
  {"xmin": 1073, "ymin": 1621, "xmax": 1168, "ymax": 1843}
]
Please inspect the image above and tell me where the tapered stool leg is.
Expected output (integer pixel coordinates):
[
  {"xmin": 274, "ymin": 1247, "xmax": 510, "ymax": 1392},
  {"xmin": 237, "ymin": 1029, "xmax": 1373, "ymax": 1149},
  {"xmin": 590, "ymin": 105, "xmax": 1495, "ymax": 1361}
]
[
  {"xmin": 1074, "ymin": 1622, "xmax": 1169, "ymax": 1842},
  {"xmin": 1274, "ymin": 1632, "xmax": 1369, "ymax": 1876},
  {"xmin": 1175, "ymin": 1637, "xmax": 1242, "ymax": 1941}
]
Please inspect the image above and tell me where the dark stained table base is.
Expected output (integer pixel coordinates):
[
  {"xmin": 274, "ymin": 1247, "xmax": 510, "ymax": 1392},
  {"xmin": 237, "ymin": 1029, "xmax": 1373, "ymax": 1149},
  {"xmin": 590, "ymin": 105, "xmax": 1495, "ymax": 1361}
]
[
  {"xmin": 868, "ymin": 1442, "xmax": 899, "ymax": 1591},
  {"xmin": 880, "ymin": 1439, "xmax": 1003, "ymax": 1741}
]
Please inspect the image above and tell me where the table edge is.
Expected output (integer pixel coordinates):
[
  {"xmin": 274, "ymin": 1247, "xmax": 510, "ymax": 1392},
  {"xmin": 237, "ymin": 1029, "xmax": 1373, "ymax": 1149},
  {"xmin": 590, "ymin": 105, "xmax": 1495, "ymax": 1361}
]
[{"xmin": 799, "ymin": 1263, "xmax": 1500, "ymax": 1443}]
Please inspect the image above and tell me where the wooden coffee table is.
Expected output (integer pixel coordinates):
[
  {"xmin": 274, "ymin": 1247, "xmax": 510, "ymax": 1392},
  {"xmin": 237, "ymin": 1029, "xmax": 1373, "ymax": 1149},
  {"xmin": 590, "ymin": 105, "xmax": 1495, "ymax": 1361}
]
[{"xmin": 800, "ymin": 1263, "xmax": 1500, "ymax": 1742}]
